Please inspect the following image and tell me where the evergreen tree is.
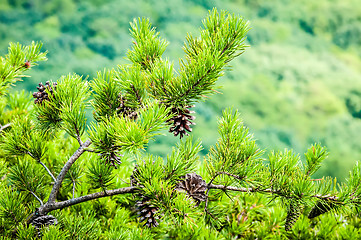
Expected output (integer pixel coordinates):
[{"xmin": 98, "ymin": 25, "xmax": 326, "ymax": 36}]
[{"xmin": 1, "ymin": 8, "xmax": 361, "ymax": 239}]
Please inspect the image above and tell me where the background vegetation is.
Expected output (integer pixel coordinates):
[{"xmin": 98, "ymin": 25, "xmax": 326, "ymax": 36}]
[{"xmin": 1, "ymin": 0, "xmax": 361, "ymax": 181}]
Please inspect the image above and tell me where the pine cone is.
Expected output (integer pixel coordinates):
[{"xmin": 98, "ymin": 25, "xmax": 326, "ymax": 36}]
[
  {"xmin": 308, "ymin": 199, "xmax": 339, "ymax": 219},
  {"xmin": 167, "ymin": 105, "xmax": 196, "ymax": 139},
  {"xmin": 29, "ymin": 214, "xmax": 58, "ymax": 229},
  {"xmin": 24, "ymin": 60, "xmax": 31, "ymax": 68},
  {"xmin": 175, "ymin": 173, "xmax": 207, "ymax": 206},
  {"xmin": 135, "ymin": 197, "xmax": 160, "ymax": 228},
  {"xmin": 99, "ymin": 151, "xmax": 123, "ymax": 168},
  {"xmin": 285, "ymin": 200, "xmax": 303, "ymax": 231},
  {"xmin": 130, "ymin": 165, "xmax": 140, "ymax": 187},
  {"xmin": 32, "ymin": 81, "xmax": 57, "ymax": 104},
  {"xmin": 28, "ymin": 212, "xmax": 58, "ymax": 237},
  {"xmin": 116, "ymin": 95, "xmax": 138, "ymax": 120}
]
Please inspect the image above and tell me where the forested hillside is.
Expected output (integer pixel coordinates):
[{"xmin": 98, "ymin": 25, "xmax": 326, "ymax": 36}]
[{"xmin": 1, "ymin": 0, "xmax": 361, "ymax": 180}]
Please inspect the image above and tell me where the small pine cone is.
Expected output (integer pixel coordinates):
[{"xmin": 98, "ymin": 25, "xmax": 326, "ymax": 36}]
[
  {"xmin": 285, "ymin": 201, "xmax": 303, "ymax": 231},
  {"xmin": 135, "ymin": 197, "xmax": 160, "ymax": 228},
  {"xmin": 116, "ymin": 95, "xmax": 138, "ymax": 120},
  {"xmin": 308, "ymin": 199, "xmax": 338, "ymax": 219},
  {"xmin": 32, "ymin": 81, "xmax": 57, "ymax": 104},
  {"xmin": 130, "ymin": 165, "xmax": 140, "ymax": 187},
  {"xmin": 99, "ymin": 151, "xmax": 123, "ymax": 168},
  {"xmin": 29, "ymin": 213, "xmax": 58, "ymax": 237},
  {"xmin": 24, "ymin": 60, "xmax": 31, "ymax": 68},
  {"xmin": 175, "ymin": 173, "xmax": 207, "ymax": 206},
  {"xmin": 167, "ymin": 105, "xmax": 196, "ymax": 139},
  {"xmin": 29, "ymin": 214, "xmax": 58, "ymax": 229}
]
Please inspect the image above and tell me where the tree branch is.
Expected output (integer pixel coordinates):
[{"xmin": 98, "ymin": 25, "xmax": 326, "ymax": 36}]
[
  {"xmin": 216, "ymin": 171, "xmax": 244, "ymax": 181},
  {"xmin": 30, "ymin": 191, "xmax": 44, "ymax": 206},
  {"xmin": 27, "ymin": 151, "xmax": 57, "ymax": 182},
  {"xmin": 72, "ymin": 181, "xmax": 76, "ymax": 199},
  {"xmin": 47, "ymin": 139, "xmax": 92, "ymax": 203},
  {"xmin": 38, "ymin": 159, "xmax": 57, "ymax": 182},
  {"xmin": 72, "ymin": 122, "xmax": 83, "ymax": 146},
  {"xmin": 204, "ymin": 173, "xmax": 221, "ymax": 212},
  {"xmin": 208, "ymin": 184, "xmax": 340, "ymax": 201},
  {"xmin": 0, "ymin": 123, "xmax": 11, "ymax": 132},
  {"xmin": 38, "ymin": 186, "xmax": 135, "ymax": 215}
]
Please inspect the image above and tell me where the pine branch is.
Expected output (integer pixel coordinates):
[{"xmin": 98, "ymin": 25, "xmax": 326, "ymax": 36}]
[
  {"xmin": 29, "ymin": 191, "xmax": 44, "ymax": 206},
  {"xmin": 208, "ymin": 184, "xmax": 340, "ymax": 201},
  {"xmin": 204, "ymin": 172, "xmax": 221, "ymax": 212},
  {"xmin": 38, "ymin": 159, "xmax": 56, "ymax": 183},
  {"xmin": 73, "ymin": 122, "xmax": 82, "ymax": 146},
  {"xmin": 72, "ymin": 181, "xmax": 75, "ymax": 199},
  {"xmin": 175, "ymin": 67, "xmax": 213, "ymax": 104},
  {"xmin": 216, "ymin": 171, "xmax": 245, "ymax": 181},
  {"xmin": 38, "ymin": 186, "xmax": 135, "ymax": 215},
  {"xmin": 47, "ymin": 139, "xmax": 92, "ymax": 202},
  {"xmin": 0, "ymin": 123, "xmax": 11, "ymax": 132},
  {"xmin": 26, "ymin": 151, "xmax": 56, "ymax": 182}
]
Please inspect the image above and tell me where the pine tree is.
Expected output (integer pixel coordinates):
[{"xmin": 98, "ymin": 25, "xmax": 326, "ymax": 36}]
[{"xmin": 1, "ymin": 8, "xmax": 361, "ymax": 239}]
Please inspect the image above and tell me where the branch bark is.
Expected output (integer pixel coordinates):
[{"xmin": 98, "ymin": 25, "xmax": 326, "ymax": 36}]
[
  {"xmin": 208, "ymin": 184, "xmax": 340, "ymax": 201},
  {"xmin": 38, "ymin": 186, "xmax": 135, "ymax": 215},
  {"xmin": 47, "ymin": 139, "xmax": 92, "ymax": 203},
  {"xmin": 27, "ymin": 151, "xmax": 57, "ymax": 182},
  {"xmin": 0, "ymin": 123, "xmax": 11, "ymax": 132},
  {"xmin": 36, "ymin": 183, "xmax": 340, "ymax": 216},
  {"xmin": 30, "ymin": 191, "xmax": 44, "ymax": 206},
  {"xmin": 38, "ymin": 160, "xmax": 57, "ymax": 182}
]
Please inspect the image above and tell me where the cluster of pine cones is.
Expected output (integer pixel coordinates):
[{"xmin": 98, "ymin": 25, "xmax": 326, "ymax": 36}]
[
  {"xmin": 167, "ymin": 105, "xmax": 196, "ymax": 139},
  {"xmin": 32, "ymin": 81, "xmax": 57, "ymax": 104},
  {"xmin": 131, "ymin": 169, "xmax": 207, "ymax": 228}
]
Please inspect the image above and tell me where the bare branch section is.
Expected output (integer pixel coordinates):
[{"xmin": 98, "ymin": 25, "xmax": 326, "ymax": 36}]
[
  {"xmin": 38, "ymin": 160, "xmax": 57, "ymax": 182},
  {"xmin": 208, "ymin": 184, "xmax": 340, "ymax": 201},
  {"xmin": 47, "ymin": 139, "xmax": 92, "ymax": 203},
  {"xmin": 0, "ymin": 123, "xmax": 11, "ymax": 132},
  {"xmin": 39, "ymin": 186, "xmax": 135, "ymax": 214},
  {"xmin": 26, "ymin": 151, "xmax": 57, "ymax": 182},
  {"xmin": 30, "ymin": 191, "xmax": 44, "ymax": 206}
]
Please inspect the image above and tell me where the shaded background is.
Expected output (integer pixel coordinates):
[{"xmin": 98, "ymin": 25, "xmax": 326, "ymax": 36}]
[{"xmin": 1, "ymin": 0, "xmax": 361, "ymax": 181}]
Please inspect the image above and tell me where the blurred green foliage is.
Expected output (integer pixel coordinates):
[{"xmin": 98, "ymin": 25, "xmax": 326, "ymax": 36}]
[{"xmin": 1, "ymin": 0, "xmax": 361, "ymax": 181}]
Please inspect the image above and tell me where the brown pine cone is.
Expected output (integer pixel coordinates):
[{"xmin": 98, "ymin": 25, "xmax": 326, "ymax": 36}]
[
  {"xmin": 99, "ymin": 151, "xmax": 123, "ymax": 168},
  {"xmin": 33, "ymin": 81, "xmax": 57, "ymax": 104},
  {"xmin": 175, "ymin": 173, "xmax": 207, "ymax": 206},
  {"xmin": 135, "ymin": 197, "xmax": 160, "ymax": 228},
  {"xmin": 167, "ymin": 105, "xmax": 196, "ymax": 139},
  {"xmin": 116, "ymin": 95, "xmax": 138, "ymax": 120}
]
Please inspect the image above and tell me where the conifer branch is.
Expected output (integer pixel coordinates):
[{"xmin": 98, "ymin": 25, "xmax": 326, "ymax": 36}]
[
  {"xmin": 38, "ymin": 186, "xmax": 135, "ymax": 214},
  {"xmin": 26, "ymin": 151, "xmax": 56, "ymax": 182},
  {"xmin": 48, "ymin": 139, "xmax": 92, "ymax": 202},
  {"xmin": 208, "ymin": 184, "xmax": 342, "ymax": 202},
  {"xmin": 175, "ymin": 67, "xmax": 213, "ymax": 104},
  {"xmin": 131, "ymin": 84, "xmax": 142, "ymax": 107},
  {"xmin": 216, "ymin": 171, "xmax": 245, "ymax": 180},
  {"xmin": 38, "ymin": 160, "xmax": 56, "ymax": 183},
  {"xmin": 73, "ymin": 122, "xmax": 82, "ymax": 145},
  {"xmin": 29, "ymin": 191, "xmax": 44, "ymax": 206},
  {"xmin": 204, "ymin": 172, "xmax": 221, "ymax": 212},
  {"xmin": 0, "ymin": 123, "xmax": 11, "ymax": 132},
  {"xmin": 72, "ymin": 181, "xmax": 76, "ymax": 199}
]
